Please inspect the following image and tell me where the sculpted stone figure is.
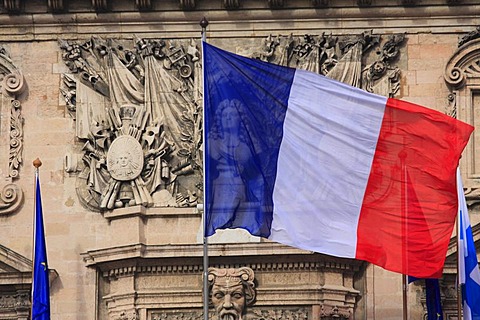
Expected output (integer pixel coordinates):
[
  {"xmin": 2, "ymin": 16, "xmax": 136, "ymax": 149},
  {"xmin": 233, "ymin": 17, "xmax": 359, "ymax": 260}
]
[{"xmin": 208, "ymin": 267, "xmax": 256, "ymax": 320}]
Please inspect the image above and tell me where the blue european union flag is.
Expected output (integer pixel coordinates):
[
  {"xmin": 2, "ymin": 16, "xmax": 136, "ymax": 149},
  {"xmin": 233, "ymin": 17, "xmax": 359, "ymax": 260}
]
[
  {"xmin": 408, "ymin": 276, "xmax": 443, "ymax": 320},
  {"xmin": 31, "ymin": 174, "xmax": 50, "ymax": 320}
]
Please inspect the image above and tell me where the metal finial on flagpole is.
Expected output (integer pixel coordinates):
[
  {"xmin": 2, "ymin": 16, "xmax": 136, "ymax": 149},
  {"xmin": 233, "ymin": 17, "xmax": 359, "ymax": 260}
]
[
  {"xmin": 33, "ymin": 158, "xmax": 42, "ymax": 168},
  {"xmin": 200, "ymin": 17, "xmax": 209, "ymax": 30},
  {"xmin": 33, "ymin": 158, "xmax": 42, "ymax": 172}
]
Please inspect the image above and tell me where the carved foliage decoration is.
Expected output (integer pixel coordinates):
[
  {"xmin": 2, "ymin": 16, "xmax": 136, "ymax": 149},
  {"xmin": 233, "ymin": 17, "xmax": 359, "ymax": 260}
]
[
  {"xmin": 0, "ymin": 46, "xmax": 25, "ymax": 216},
  {"xmin": 150, "ymin": 308, "xmax": 309, "ymax": 320}
]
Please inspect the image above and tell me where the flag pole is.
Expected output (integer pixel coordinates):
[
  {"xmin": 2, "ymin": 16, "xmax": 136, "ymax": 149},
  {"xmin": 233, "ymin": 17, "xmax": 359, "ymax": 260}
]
[
  {"xmin": 200, "ymin": 16, "xmax": 209, "ymax": 320},
  {"xmin": 32, "ymin": 157, "xmax": 42, "ymax": 318},
  {"xmin": 400, "ymin": 148, "xmax": 408, "ymax": 320},
  {"xmin": 456, "ymin": 192, "xmax": 462, "ymax": 319}
]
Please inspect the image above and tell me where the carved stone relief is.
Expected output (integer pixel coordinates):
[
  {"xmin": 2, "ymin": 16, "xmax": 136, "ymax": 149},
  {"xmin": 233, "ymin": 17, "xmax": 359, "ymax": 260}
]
[
  {"xmin": 242, "ymin": 32, "xmax": 404, "ymax": 96},
  {"xmin": 445, "ymin": 27, "xmax": 480, "ymax": 205},
  {"xmin": 150, "ymin": 307, "xmax": 309, "ymax": 320},
  {"xmin": 0, "ymin": 45, "xmax": 26, "ymax": 216},
  {"xmin": 60, "ymin": 33, "xmax": 403, "ymax": 214},
  {"xmin": 60, "ymin": 37, "xmax": 202, "ymax": 212},
  {"xmin": 208, "ymin": 267, "xmax": 256, "ymax": 320}
]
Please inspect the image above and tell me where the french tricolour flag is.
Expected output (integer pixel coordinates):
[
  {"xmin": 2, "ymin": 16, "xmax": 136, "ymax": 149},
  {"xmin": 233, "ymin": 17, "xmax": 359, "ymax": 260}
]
[{"xmin": 203, "ymin": 42, "xmax": 473, "ymax": 278}]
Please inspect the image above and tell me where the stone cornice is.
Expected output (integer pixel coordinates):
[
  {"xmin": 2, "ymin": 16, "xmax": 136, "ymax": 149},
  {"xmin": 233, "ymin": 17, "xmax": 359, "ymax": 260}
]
[
  {"xmin": 0, "ymin": 4, "xmax": 477, "ymax": 40},
  {"xmin": 2, "ymin": 0, "xmax": 475, "ymax": 14},
  {"xmin": 81, "ymin": 242, "xmax": 364, "ymax": 276}
]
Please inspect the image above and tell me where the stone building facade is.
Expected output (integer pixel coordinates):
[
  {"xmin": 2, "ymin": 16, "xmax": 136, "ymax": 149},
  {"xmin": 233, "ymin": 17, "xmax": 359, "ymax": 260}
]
[{"xmin": 0, "ymin": 1, "xmax": 479, "ymax": 319}]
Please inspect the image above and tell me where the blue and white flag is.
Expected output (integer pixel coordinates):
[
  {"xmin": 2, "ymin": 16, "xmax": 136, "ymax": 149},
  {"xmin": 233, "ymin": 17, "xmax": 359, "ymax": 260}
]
[
  {"xmin": 32, "ymin": 173, "xmax": 50, "ymax": 320},
  {"xmin": 457, "ymin": 169, "xmax": 480, "ymax": 320}
]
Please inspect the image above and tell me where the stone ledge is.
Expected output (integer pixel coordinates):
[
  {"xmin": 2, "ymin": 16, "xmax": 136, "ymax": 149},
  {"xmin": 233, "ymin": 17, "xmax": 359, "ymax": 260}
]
[{"xmin": 102, "ymin": 205, "xmax": 198, "ymax": 220}]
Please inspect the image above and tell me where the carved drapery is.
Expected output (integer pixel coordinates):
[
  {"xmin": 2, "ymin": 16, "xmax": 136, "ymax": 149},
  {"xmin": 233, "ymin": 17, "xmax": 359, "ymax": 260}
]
[
  {"xmin": 0, "ymin": 46, "xmax": 26, "ymax": 216},
  {"xmin": 445, "ymin": 32, "xmax": 480, "ymax": 205}
]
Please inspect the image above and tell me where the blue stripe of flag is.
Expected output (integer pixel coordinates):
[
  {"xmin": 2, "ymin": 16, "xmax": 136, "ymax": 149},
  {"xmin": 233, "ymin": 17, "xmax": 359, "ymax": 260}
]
[{"xmin": 203, "ymin": 42, "xmax": 295, "ymax": 237}]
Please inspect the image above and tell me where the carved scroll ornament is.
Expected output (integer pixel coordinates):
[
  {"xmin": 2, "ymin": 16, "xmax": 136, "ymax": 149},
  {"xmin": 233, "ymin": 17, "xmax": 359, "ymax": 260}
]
[
  {"xmin": 0, "ymin": 47, "xmax": 26, "ymax": 216},
  {"xmin": 444, "ymin": 34, "xmax": 480, "ymax": 204}
]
